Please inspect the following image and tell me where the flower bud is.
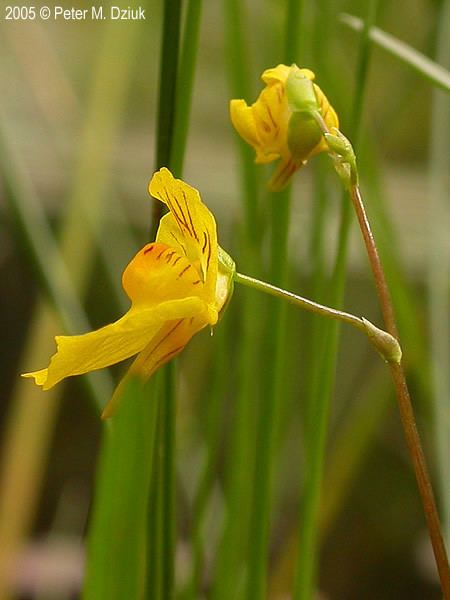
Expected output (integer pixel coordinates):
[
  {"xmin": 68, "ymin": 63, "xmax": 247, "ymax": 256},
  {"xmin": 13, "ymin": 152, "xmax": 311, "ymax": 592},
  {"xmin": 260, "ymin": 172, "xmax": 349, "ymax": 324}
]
[{"xmin": 230, "ymin": 64, "xmax": 339, "ymax": 190}]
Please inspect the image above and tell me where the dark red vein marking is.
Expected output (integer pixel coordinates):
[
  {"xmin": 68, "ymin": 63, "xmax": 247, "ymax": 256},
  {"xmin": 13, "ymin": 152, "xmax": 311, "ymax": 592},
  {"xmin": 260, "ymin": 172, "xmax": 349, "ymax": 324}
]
[
  {"xmin": 162, "ymin": 187, "xmax": 192, "ymax": 239},
  {"xmin": 265, "ymin": 102, "xmax": 278, "ymax": 130},
  {"xmin": 144, "ymin": 245, "xmax": 154, "ymax": 254},
  {"xmin": 147, "ymin": 320, "xmax": 184, "ymax": 358},
  {"xmin": 181, "ymin": 190, "xmax": 199, "ymax": 241},
  {"xmin": 272, "ymin": 159, "xmax": 296, "ymax": 188},
  {"xmin": 178, "ymin": 265, "xmax": 192, "ymax": 279},
  {"xmin": 170, "ymin": 232, "xmax": 187, "ymax": 255},
  {"xmin": 276, "ymin": 86, "xmax": 283, "ymax": 102},
  {"xmin": 173, "ymin": 195, "xmax": 194, "ymax": 237},
  {"xmin": 163, "ymin": 189, "xmax": 185, "ymax": 234},
  {"xmin": 152, "ymin": 345, "xmax": 186, "ymax": 371},
  {"xmin": 165, "ymin": 251, "xmax": 177, "ymax": 263},
  {"xmin": 204, "ymin": 229, "xmax": 212, "ymax": 270}
]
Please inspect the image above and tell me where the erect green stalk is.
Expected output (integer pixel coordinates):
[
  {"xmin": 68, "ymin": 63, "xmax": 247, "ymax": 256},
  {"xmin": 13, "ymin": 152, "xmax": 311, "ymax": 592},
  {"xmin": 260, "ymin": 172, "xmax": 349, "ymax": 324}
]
[
  {"xmin": 159, "ymin": 364, "xmax": 176, "ymax": 599},
  {"xmin": 293, "ymin": 3, "xmax": 379, "ymax": 598},
  {"xmin": 234, "ymin": 272, "xmax": 401, "ymax": 363},
  {"xmin": 170, "ymin": 0, "xmax": 203, "ymax": 177},
  {"xmin": 151, "ymin": 0, "xmax": 183, "ymax": 236},
  {"xmin": 149, "ymin": 2, "xmax": 183, "ymax": 600},
  {"xmin": 244, "ymin": 3, "xmax": 304, "ymax": 599},
  {"xmin": 212, "ymin": 1, "xmax": 261, "ymax": 599}
]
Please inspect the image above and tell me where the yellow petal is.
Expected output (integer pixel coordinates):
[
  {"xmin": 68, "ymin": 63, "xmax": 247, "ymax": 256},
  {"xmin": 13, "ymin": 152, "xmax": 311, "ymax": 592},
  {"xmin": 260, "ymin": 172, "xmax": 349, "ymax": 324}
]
[
  {"xmin": 261, "ymin": 64, "xmax": 292, "ymax": 85},
  {"xmin": 102, "ymin": 314, "xmax": 206, "ymax": 418},
  {"xmin": 122, "ymin": 242, "xmax": 205, "ymax": 306},
  {"xmin": 149, "ymin": 168, "xmax": 218, "ymax": 303},
  {"xmin": 230, "ymin": 99, "xmax": 261, "ymax": 150},
  {"xmin": 261, "ymin": 64, "xmax": 315, "ymax": 86},
  {"xmin": 22, "ymin": 296, "xmax": 207, "ymax": 390},
  {"xmin": 252, "ymin": 83, "xmax": 290, "ymax": 157},
  {"xmin": 229, "ymin": 97, "xmax": 279, "ymax": 163}
]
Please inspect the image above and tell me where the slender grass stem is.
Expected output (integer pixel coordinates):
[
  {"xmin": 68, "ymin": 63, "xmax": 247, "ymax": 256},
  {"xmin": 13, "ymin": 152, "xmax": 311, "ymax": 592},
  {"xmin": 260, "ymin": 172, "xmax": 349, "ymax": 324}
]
[
  {"xmin": 183, "ymin": 327, "xmax": 227, "ymax": 600},
  {"xmin": 152, "ymin": 0, "xmax": 183, "ymax": 235},
  {"xmin": 293, "ymin": 2, "xmax": 378, "ymax": 598},
  {"xmin": 212, "ymin": 281, "xmax": 262, "ymax": 600},
  {"xmin": 150, "ymin": 1, "xmax": 193, "ymax": 597},
  {"xmin": 212, "ymin": 1, "xmax": 260, "ymax": 598},
  {"xmin": 224, "ymin": 0, "xmax": 260, "ymax": 240},
  {"xmin": 146, "ymin": 387, "xmax": 163, "ymax": 600},
  {"xmin": 245, "ymin": 186, "xmax": 292, "ymax": 600},
  {"xmin": 244, "ymin": 3, "xmax": 304, "ymax": 598},
  {"xmin": 285, "ymin": 0, "xmax": 304, "ymax": 61},
  {"xmin": 171, "ymin": 0, "xmax": 203, "ymax": 177},
  {"xmin": 303, "ymin": 159, "xmax": 329, "ymax": 436},
  {"xmin": 83, "ymin": 378, "xmax": 159, "ymax": 600},
  {"xmin": 160, "ymin": 363, "xmax": 176, "ymax": 599},
  {"xmin": 340, "ymin": 13, "xmax": 450, "ymax": 93}
]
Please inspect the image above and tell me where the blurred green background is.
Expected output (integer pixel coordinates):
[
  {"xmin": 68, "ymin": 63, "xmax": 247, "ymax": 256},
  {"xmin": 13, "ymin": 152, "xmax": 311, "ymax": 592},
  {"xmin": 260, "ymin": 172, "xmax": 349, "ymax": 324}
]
[{"xmin": 0, "ymin": 0, "xmax": 448, "ymax": 598}]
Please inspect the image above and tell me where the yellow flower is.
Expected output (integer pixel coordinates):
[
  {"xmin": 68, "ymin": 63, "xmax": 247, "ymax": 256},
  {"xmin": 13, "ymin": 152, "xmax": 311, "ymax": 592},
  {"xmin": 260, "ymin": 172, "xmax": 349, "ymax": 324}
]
[
  {"xmin": 23, "ymin": 168, "xmax": 235, "ymax": 418},
  {"xmin": 230, "ymin": 64, "xmax": 339, "ymax": 190}
]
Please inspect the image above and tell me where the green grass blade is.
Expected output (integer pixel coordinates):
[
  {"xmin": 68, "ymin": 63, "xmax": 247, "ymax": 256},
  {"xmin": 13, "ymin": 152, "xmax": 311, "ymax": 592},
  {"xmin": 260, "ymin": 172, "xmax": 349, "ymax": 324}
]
[
  {"xmin": 245, "ymin": 191, "xmax": 291, "ymax": 600},
  {"xmin": 293, "ymin": 2, "xmax": 379, "ymax": 598},
  {"xmin": 152, "ymin": 0, "xmax": 183, "ymax": 234},
  {"xmin": 159, "ymin": 364, "xmax": 177, "ymax": 599},
  {"xmin": 223, "ymin": 0, "xmax": 260, "ymax": 240},
  {"xmin": 211, "ymin": 1, "xmax": 261, "ymax": 598},
  {"xmin": 340, "ymin": 12, "xmax": 450, "ymax": 93},
  {"xmin": 182, "ymin": 326, "xmax": 228, "ymax": 600},
  {"xmin": 82, "ymin": 377, "xmax": 159, "ymax": 600},
  {"xmin": 149, "ymin": 1, "xmax": 193, "ymax": 597},
  {"xmin": 244, "ymin": 1, "xmax": 307, "ymax": 596},
  {"xmin": 171, "ymin": 0, "xmax": 203, "ymax": 176}
]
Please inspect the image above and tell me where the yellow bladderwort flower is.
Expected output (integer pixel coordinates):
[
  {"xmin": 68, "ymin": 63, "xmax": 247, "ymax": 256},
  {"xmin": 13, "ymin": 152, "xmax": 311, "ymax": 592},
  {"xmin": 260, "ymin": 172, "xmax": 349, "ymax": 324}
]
[
  {"xmin": 23, "ymin": 168, "xmax": 235, "ymax": 418},
  {"xmin": 230, "ymin": 63, "xmax": 339, "ymax": 190}
]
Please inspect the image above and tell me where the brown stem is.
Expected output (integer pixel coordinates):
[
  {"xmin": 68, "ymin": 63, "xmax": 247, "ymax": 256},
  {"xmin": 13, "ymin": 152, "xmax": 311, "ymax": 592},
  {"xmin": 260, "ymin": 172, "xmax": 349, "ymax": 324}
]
[{"xmin": 350, "ymin": 183, "xmax": 450, "ymax": 597}]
